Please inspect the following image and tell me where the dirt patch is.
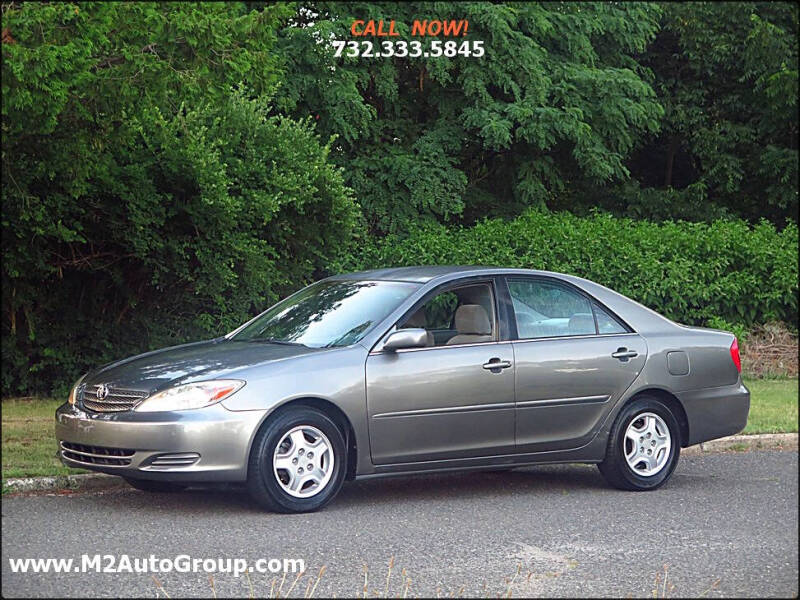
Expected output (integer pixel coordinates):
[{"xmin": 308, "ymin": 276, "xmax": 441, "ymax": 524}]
[{"xmin": 741, "ymin": 322, "xmax": 798, "ymax": 378}]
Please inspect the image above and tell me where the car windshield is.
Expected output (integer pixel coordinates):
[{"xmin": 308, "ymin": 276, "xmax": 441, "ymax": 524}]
[{"xmin": 231, "ymin": 280, "xmax": 420, "ymax": 348}]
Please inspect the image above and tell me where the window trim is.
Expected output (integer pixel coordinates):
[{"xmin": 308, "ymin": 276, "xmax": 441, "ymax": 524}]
[
  {"xmin": 502, "ymin": 275, "xmax": 634, "ymax": 341},
  {"xmin": 371, "ymin": 276, "xmax": 504, "ymax": 353}
]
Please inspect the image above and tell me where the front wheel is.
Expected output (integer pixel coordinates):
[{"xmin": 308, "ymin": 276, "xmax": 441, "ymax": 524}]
[
  {"xmin": 598, "ymin": 397, "xmax": 681, "ymax": 491},
  {"xmin": 247, "ymin": 406, "xmax": 346, "ymax": 513}
]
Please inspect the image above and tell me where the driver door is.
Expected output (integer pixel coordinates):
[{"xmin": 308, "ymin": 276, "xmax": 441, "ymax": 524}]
[{"xmin": 365, "ymin": 280, "xmax": 516, "ymax": 465}]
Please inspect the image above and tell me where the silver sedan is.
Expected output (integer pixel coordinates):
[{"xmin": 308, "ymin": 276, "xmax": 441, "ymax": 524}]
[{"xmin": 56, "ymin": 266, "xmax": 750, "ymax": 512}]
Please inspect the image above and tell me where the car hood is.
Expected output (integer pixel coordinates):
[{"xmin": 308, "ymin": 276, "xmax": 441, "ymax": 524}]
[{"xmin": 85, "ymin": 339, "xmax": 323, "ymax": 393}]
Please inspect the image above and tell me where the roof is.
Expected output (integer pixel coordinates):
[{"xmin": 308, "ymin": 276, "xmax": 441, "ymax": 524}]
[{"xmin": 330, "ymin": 265, "xmax": 513, "ymax": 283}]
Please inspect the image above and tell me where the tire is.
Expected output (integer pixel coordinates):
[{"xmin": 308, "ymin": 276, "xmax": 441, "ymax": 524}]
[
  {"xmin": 598, "ymin": 396, "xmax": 681, "ymax": 491},
  {"xmin": 123, "ymin": 477, "xmax": 187, "ymax": 493},
  {"xmin": 247, "ymin": 406, "xmax": 347, "ymax": 513}
]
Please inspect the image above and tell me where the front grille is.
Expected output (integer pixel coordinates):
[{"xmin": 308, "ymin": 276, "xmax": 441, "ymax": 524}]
[
  {"xmin": 60, "ymin": 442, "xmax": 135, "ymax": 466},
  {"xmin": 80, "ymin": 384, "xmax": 149, "ymax": 413}
]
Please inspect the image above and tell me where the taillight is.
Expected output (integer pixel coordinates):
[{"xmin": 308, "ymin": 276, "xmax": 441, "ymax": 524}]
[{"xmin": 730, "ymin": 337, "xmax": 742, "ymax": 373}]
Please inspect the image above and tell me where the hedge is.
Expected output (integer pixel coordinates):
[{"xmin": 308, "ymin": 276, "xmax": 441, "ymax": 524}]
[
  {"xmin": 3, "ymin": 209, "xmax": 797, "ymax": 397},
  {"xmin": 336, "ymin": 210, "xmax": 798, "ymax": 332}
]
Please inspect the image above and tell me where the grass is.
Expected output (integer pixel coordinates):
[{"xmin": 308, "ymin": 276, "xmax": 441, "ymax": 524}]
[
  {"xmin": 148, "ymin": 558, "xmax": 722, "ymax": 598},
  {"xmin": 1, "ymin": 378, "xmax": 797, "ymax": 481},
  {"xmin": 1, "ymin": 397, "xmax": 85, "ymax": 480},
  {"xmin": 742, "ymin": 377, "xmax": 798, "ymax": 434}
]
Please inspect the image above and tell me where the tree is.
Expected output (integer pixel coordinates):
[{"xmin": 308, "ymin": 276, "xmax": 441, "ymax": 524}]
[
  {"xmin": 1, "ymin": 2, "xmax": 357, "ymax": 395},
  {"xmin": 276, "ymin": 1, "xmax": 664, "ymax": 233},
  {"xmin": 623, "ymin": 2, "xmax": 799, "ymax": 223}
]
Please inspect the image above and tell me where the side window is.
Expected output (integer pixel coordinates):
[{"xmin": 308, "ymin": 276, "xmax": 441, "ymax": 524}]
[
  {"xmin": 593, "ymin": 303, "xmax": 629, "ymax": 334},
  {"xmin": 398, "ymin": 283, "xmax": 496, "ymax": 347},
  {"xmin": 508, "ymin": 279, "xmax": 596, "ymax": 339},
  {"xmin": 424, "ymin": 291, "xmax": 458, "ymax": 330}
]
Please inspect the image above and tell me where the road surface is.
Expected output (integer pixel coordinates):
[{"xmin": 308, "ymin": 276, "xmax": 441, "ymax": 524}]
[{"xmin": 2, "ymin": 450, "xmax": 797, "ymax": 597}]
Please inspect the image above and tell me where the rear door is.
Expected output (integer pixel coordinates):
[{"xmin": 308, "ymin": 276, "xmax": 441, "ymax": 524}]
[{"xmin": 505, "ymin": 277, "xmax": 646, "ymax": 453}]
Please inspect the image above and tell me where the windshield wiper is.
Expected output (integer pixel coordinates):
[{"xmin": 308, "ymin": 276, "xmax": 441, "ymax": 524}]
[{"xmin": 246, "ymin": 338, "xmax": 307, "ymax": 347}]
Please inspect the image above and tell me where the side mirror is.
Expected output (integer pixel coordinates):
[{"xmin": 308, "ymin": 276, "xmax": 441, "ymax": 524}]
[{"xmin": 382, "ymin": 328, "xmax": 428, "ymax": 351}]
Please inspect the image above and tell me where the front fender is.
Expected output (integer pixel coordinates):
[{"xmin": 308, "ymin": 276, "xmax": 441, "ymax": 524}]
[{"xmin": 221, "ymin": 345, "xmax": 374, "ymax": 476}]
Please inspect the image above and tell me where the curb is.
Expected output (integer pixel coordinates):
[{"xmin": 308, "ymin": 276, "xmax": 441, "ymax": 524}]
[
  {"xmin": 2, "ymin": 472, "xmax": 124, "ymax": 494},
  {"xmin": 682, "ymin": 432, "xmax": 797, "ymax": 455},
  {"xmin": 3, "ymin": 433, "xmax": 798, "ymax": 494}
]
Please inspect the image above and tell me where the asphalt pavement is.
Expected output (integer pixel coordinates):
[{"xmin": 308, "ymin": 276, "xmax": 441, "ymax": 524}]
[{"xmin": 2, "ymin": 450, "xmax": 797, "ymax": 598}]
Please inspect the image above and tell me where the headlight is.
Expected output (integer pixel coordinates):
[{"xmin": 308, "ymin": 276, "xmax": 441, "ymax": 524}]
[
  {"xmin": 135, "ymin": 380, "xmax": 245, "ymax": 413},
  {"xmin": 68, "ymin": 374, "xmax": 87, "ymax": 405}
]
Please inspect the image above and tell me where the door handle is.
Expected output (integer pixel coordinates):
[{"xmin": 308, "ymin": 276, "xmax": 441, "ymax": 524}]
[
  {"xmin": 482, "ymin": 358, "xmax": 512, "ymax": 372},
  {"xmin": 611, "ymin": 347, "xmax": 638, "ymax": 361}
]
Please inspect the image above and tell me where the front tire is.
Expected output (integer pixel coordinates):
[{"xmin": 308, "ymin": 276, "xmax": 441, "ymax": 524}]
[
  {"xmin": 247, "ymin": 406, "xmax": 346, "ymax": 513},
  {"xmin": 598, "ymin": 396, "xmax": 681, "ymax": 491}
]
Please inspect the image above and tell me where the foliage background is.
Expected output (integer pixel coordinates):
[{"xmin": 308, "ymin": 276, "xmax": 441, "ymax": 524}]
[{"xmin": 2, "ymin": 1, "xmax": 798, "ymax": 396}]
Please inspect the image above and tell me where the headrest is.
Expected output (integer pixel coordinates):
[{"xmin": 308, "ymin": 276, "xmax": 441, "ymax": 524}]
[{"xmin": 454, "ymin": 304, "xmax": 491, "ymax": 335}]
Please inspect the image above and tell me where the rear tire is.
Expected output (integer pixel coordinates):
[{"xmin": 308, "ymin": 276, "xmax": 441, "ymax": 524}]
[
  {"xmin": 247, "ymin": 406, "xmax": 346, "ymax": 513},
  {"xmin": 123, "ymin": 477, "xmax": 187, "ymax": 493},
  {"xmin": 598, "ymin": 396, "xmax": 681, "ymax": 491}
]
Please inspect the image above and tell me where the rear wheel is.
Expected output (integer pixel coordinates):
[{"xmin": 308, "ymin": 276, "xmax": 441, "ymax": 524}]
[
  {"xmin": 247, "ymin": 406, "xmax": 346, "ymax": 513},
  {"xmin": 598, "ymin": 396, "xmax": 681, "ymax": 491},
  {"xmin": 123, "ymin": 477, "xmax": 187, "ymax": 493}
]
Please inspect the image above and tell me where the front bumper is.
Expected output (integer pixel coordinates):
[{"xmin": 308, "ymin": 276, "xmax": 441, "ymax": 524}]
[
  {"xmin": 55, "ymin": 402, "xmax": 267, "ymax": 482},
  {"xmin": 679, "ymin": 380, "xmax": 751, "ymax": 446}
]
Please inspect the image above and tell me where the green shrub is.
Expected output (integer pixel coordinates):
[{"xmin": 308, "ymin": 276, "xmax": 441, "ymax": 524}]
[
  {"xmin": 335, "ymin": 210, "xmax": 798, "ymax": 329},
  {"xmin": 1, "ymin": 3, "xmax": 357, "ymax": 397},
  {"xmin": 2, "ymin": 95, "xmax": 357, "ymax": 397}
]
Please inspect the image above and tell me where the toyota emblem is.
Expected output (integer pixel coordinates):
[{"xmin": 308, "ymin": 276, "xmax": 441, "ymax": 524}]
[{"xmin": 96, "ymin": 384, "xmax": 109, "ymax": 400}]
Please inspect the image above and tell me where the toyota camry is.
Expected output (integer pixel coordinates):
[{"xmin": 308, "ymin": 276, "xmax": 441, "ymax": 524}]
[{"xmin": 56, "ymin": 266, "xmax": 750, "ymax": 512}]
